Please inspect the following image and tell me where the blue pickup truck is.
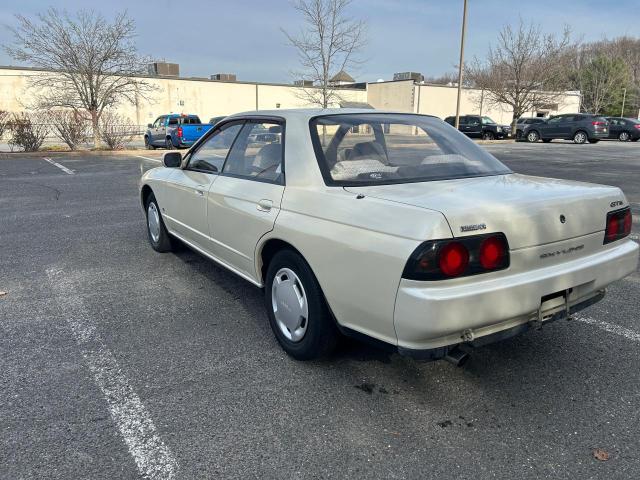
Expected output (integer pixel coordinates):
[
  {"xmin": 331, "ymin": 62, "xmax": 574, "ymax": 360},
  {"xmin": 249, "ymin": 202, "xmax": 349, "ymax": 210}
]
[{"xmin": 144, "ymin": 114, "xmax": 213, "ymax": 149}]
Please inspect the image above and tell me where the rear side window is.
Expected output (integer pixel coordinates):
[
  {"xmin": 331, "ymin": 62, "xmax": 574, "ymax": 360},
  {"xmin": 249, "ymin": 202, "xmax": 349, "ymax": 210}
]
[
  {"xmin": 310, "ymin": 113, "xmax": 511, "ymax": 186},
  {"xmin": 222, "ymin": 121, "xmax": 284, "ymax": 184},
  {"xmin": 168, "ymin": 117, "xmax": 179, "ymax": 125}
]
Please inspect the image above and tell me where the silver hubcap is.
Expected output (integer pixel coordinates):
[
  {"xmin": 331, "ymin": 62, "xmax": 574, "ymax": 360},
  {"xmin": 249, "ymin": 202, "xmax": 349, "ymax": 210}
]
[
  {"xmin": 575, "ymin": 132, "xmax": 586, "ymax": 143},
  {"xmin": 620, "ymin": 132, "xmax": 629, "ymax": 141},
  {"xmin": 147, "ymin": 202, "xmax": 161, "ymax": 243},
  {"xmin": 271, "ymin": 268, "xmax": 308, "ymax": 342},
  {"xmin": 528, "ymin": 132, "xmax": 537, "ymax": 142}
]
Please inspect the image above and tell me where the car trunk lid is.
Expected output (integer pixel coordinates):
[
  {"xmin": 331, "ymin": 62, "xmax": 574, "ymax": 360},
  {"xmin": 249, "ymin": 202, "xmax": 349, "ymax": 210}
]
[{"xmin": 344, "ymin": 173, "xmax": 626, "ymax": 250}]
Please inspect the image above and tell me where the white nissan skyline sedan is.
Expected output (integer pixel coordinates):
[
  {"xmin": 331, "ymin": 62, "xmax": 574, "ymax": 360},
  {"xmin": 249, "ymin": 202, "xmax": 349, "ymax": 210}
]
[{"xmin": 139, "ymin": 109, "xmax": 639, "ymax": 363}]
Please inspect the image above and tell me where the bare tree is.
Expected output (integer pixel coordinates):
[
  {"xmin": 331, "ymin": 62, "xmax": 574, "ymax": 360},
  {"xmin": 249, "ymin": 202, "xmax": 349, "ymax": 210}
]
[
  {"xmin": 4, "ymin": 9, "xmax": 154, "ymax": 147},
  {"xmin": 466, "ymin": 20, "xmax": 572, "ymax": 133},
  {"xmin": 282, "ymin": 0, "xmax": 365, "ymax": 108}
]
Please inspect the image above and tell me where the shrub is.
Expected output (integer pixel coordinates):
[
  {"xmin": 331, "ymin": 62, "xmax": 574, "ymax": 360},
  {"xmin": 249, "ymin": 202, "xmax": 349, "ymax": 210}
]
[
  {"xmin": 99, "ymin": 111, "xmax": 136, "ymax": 150},
  {"xmin": 8, "ymin": 112, "xmax": 50, "ymax": 152},
  {"xmin": 49, "ymin": 110, "xmax": 90, "ymax": 150},
  {"xmin": 0, "ymin": 110, "xmax": 9, "ymax": 140}
]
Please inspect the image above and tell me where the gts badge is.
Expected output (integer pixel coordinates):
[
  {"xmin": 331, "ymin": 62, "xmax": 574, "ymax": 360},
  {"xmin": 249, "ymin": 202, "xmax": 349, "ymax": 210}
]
[
  {"xmin": 610, "ymin": 200, "xmax": 624, "ymax": 208},
  {"xmin": 540, "ymin": 244, "xmax": 584, "ymax": 259},
  {"xmin": 460, "ymin": 223, "xmax": 486, "ymax": 233}
]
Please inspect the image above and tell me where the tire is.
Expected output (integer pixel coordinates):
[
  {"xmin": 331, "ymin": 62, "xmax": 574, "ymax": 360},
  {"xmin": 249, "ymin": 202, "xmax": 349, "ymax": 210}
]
[
  {"xmin": 482, "ymin": 131, "xmax": 495, "ymax": 140},
  {"xmin": 573, "ymin": 131, "xmax": 588, "ymax": 144},
  {"xmin": 619, "ymin": 131, "xmax": 631, "ymax": 142},
  {"xmin": 165, "ymin": 137, "xmax": 174, "ymax": 150},
  {"xmin": 526, "ymin": 130, "xmax": 540, "ymax": 143},
  {"xmin": 265, "ymin": 249, "xmax": 338, "ymax": 360},
  {"xmin": 145, "ymin": 193, "xmax": 174, "ymax": 253},
  {"xmin": 542, "ymin": 139, "xmax": 552, "ymax": 143},
  {"xmin": 144, "ymin": 136, "xmax": 155, "ymax": 150}
]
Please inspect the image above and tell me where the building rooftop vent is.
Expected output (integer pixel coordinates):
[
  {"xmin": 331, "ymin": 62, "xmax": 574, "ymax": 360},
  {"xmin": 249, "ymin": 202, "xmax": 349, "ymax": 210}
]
[
  {"xmin": 148, "ymin": 62, "xmax": 179, "ymax": 77},
  {"xmin": 211, "ymin": 73, "xmax": 237, "ymax": 82},
  {"xmin": 393, "ymin": 72, "xmax": 424, "ymax": 82}
]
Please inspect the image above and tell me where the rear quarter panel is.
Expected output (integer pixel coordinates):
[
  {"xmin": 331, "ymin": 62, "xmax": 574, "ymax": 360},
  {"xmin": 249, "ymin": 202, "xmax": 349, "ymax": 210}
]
[{"xmin": 263, "ymin": 186, "xmax": 452, "ymax": 345}]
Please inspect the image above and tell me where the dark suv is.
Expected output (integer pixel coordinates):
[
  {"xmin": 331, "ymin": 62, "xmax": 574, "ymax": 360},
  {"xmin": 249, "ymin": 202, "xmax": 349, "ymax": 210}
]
[
  {"xmin": 522, "ymin": 114, "xmax": 609, "ymax": 144},
  {"xmin": 515, "ymin": 117, "xmax": 546, "ymax": 140},
  {"xmin": 444, "ymin": 115, "xmax": 511, "ymax": 140}
]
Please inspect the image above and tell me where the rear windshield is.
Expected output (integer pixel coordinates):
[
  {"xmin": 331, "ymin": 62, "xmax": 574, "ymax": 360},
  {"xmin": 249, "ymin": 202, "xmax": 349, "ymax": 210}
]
[
  {"xmin": 309, "ymin": 113, "xmax": 511, "ymax": 186},
  {"xmin": 168, "ymin": 116, "xmax": 201, "ymax": 125}
]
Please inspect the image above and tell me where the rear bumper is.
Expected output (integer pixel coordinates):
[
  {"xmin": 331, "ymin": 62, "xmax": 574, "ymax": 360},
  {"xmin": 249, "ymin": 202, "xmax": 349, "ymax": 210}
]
[{"xmin": 393, "ymin": 238, "xmax": 638, "ymax": 353}]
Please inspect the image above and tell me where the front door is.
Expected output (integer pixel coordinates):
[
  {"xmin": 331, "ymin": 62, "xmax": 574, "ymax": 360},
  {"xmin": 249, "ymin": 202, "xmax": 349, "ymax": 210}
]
[
  {"xmin": 162, "ymin": 121, "xmax": 244, "ymax": 251},
  {"xmin": 542, "ymin": 115, "xmax": 565, "ymax": 138},
  {"xmin": 207, "ymin": 120, "xmax": 285, "ymax": 280}
]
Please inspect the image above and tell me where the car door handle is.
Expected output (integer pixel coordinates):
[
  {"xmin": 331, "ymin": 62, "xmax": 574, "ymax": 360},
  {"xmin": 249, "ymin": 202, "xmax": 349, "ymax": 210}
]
[
  {"xmin": 257, "ymin": 199, "xmax": 273, "ymax": 212},
  {"xmin": 195, "ymin": 184, "xmax": 206, "ymax": 197}
]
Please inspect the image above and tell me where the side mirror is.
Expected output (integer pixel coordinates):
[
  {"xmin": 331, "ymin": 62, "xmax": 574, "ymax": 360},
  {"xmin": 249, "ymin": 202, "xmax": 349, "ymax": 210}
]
[
  {"xmin": 147, "ymin": 123, "xmax": 153, "ymax": 128},
  {"xmin": 163, "ymin": 151, "xmax": 182, "ymax": 168}
]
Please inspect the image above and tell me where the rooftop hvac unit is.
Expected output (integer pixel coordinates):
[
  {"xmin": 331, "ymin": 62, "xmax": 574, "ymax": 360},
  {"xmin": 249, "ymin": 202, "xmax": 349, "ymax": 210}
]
[
  {"xmin": 148, "ymin": 62, "xmax": 180, "ymax": 77},
  {"xmin": 393, "ymin": 72, "xmax": 424, "ymax": 82},
  {"xmin": 211, "ymin": 73, "xmax": 237, "ymax": 82},
  {"xmin": 294, "ymin": 80, "xmax": 314, "ymax": 87}
]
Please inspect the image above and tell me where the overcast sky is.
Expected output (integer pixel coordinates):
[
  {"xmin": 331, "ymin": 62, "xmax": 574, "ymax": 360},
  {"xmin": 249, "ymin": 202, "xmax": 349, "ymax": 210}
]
[{"xmin": 0, "ymin": 0, "xmax": 638, "ymax": 84}]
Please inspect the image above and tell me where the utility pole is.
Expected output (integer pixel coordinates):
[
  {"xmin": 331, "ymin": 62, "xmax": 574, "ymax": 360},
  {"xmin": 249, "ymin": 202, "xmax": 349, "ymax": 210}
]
[
  {"xmin": 621, "ymin": 88, "xmax": 627, "ymax": 117},
  {"xmin": 454, "ymin": 0, "xmax": 468, "ymax": 130}
]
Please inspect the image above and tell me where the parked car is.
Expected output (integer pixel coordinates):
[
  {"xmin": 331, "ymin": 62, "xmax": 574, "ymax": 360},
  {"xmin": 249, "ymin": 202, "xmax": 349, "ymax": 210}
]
[
  {"xmin": 523, "ymin": 114, "xmax": 609, "ymax": 144},
  {"xmin": 209, "ymin": 116, "xmax": 227, "ymax": 126},
  {"xmin": 144, "ymin": 114, "xmax": 214, "ymax": 149},
  {"xmin": 515, "ymin": 117, "xmax": 546, "ymax": 140},
  {"xmin": 140, "ymin": 109, "xmax": 638, "ymax": 362},
  {"xmin": 605, "ymin": 117, "xmax": 640, "ymax": 142},
  {"xmin": 444, "ymin": 115, "xmax": 511, "ymax": 140}
]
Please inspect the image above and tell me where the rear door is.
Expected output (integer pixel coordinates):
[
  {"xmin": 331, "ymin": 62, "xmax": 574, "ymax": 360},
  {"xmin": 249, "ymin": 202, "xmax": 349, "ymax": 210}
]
[
  {"xmin": 206, "ymin": 119, "xmax": 285, "ymax": 279},
  {"xmin": 543, "ymin": 115, "xmax": 566, "ymax": 138},
  {"xmin": 466, "ymin": 116, "xmax": 482, "ymax": 137},
  {"xmin": 607, "ymin": 118, "xmax": 621, "ymax": 138},
  {"xmin": 162, "ymin": 121, "xmax": 244, "ymax": 250}
]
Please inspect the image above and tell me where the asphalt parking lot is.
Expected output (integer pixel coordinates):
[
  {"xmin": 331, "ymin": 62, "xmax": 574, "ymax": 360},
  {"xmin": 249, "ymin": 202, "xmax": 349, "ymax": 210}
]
[{"xmin": 1, "ymin": 140, "xmax": 639, "ymax": 479}]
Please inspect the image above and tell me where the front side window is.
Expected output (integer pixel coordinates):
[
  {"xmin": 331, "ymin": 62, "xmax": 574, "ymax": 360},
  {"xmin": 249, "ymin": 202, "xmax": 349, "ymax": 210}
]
[
  {"xmin": 187, "ymin": 122, "xmax": 243, "ymax": 173},
  {"xmin": 310, "ymin": 113, "xmax": 511, "ymax": 186},
  {"xmin": 481, "ymin": 116, "xmax": 496, "ymax": 125},
  {"xmin": 223, "ymin": 121, "xmax": 284, "ymax": 184},
  {"xmin": 154, "ymin": 116, "xmax": 165, "ymax": 128}
]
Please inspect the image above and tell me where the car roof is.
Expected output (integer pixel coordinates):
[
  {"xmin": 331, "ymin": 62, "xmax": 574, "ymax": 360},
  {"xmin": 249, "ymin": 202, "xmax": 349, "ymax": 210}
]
[{"xmin": 224, "ymin": 108, "xmax": 438, "ymax": 121}]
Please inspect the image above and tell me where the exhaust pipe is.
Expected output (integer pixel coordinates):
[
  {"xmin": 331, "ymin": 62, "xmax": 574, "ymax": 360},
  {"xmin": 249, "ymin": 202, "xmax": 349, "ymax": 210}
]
[{"xmin": 444, "ymin": 347, "xmax": 469, "ymax": 367}]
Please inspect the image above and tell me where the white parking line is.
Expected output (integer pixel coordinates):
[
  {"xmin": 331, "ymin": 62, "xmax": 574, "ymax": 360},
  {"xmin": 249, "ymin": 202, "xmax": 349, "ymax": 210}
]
[
  {"xmin": 46, "ymin": 268, "xmax": 178, "ymax": 479},
  {"xmin": 134, "ymin": 155, "xmax": 162, "ymax": 163},
  {"xmin": 575, "ymin": 315, "xmax": 640, "ymax": 343},
  {"xmin": 43, "ymin": 157, "xmax": 75, "ymax": 174}
]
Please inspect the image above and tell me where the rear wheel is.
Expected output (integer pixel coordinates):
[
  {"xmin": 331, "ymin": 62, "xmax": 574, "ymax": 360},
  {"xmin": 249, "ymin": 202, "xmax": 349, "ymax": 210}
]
[
  {"xmin": 145, "ymin": 193, "xmax": 174, "ymax": 252},
  {"xmin": 165, "ymin": 137, "xmax": 174, "ymax": 149},
  {"xmin": 482, "ymin": 131, "xmax": 495, "ymax": 140},
  {"xmin": 619, "ymin": 131, "xmax": 631, "ymax": 142},
  {"xmin": 265, "ymin": 250, "xmax": 338, "ymax": 360},
  {"xmin": 573, "ymin": 131, "xmax": 588, "ymax": 144},
  {"xmin": 526, "ymin": 130, "xmax": 540, "ymax": 143}
]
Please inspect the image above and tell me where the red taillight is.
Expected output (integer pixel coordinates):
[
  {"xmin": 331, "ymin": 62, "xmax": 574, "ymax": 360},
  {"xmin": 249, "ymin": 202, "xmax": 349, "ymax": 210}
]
[
  {"xmin": 177, "ymin": 126, "xmax": 183, "ymax": 137},
  {"xmin": 402, "ymin": 233, "xmax": 510, "ymax": 280},
  {"xmin": 479, "ymin": 236, "xmax": 507, "ymax": 269},
  {"xmin": 439, "ymin": 242, "xmax": 469, "ymax": 277},
  {"xmin": 592, "ymin": 121, "xmax": 605, "ymax": 126},
  {"xmin": 634, "ymin": 124, "xmax": 640, "ymax": 130},
  {"xmin": 604, "ymin": 207, "xmax": 632, "ymax": 244}
]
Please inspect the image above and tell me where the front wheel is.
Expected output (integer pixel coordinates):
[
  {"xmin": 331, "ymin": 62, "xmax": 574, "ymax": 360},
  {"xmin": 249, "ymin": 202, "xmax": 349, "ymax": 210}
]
[
  {"xmin": 526, "ymin": 130, "xmax": 540, "ymax": 143},
  {"xmin": 482, "ymin": 131, "xmax": 495, "ymax": 140},
  {"xmin": 144, "ymin": 136, "xmax": 155, "ymax": 150},
  {"xmin": 265, "ymin": 250, "xmax": 338, "ymax": 360},
  {"xmin": 145, "ymin": 193, "xmax": 174, "ymax": 252},
  {"xmin": 573, "ymin": 131, "xmax": 588, "ymax": 144},
  {"xmin": 619, "ymin": 131, "xmax": 631, "ymax": 142}
]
